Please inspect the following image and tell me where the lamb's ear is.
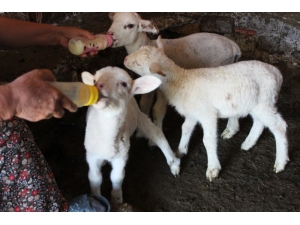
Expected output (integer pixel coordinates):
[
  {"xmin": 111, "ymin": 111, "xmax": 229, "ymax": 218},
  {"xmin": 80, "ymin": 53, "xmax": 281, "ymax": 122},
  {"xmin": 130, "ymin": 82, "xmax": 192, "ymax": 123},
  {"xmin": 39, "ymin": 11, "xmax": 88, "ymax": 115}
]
[
  {"xmin": 150, "ymin": 63, "xmax": 166, "ymax": 77},
  {"xmin": 130, "ymin": 75, "xmax": 162, "ymax": 95},
  {"xmin": 138, "ymin": 20, "xmax": 159, "ymax": 34},
  {"xmin": 81, "ymin": 72, "xmax": 95, "ymax": 85},
  {"xmin": 132, "ymin": 12, "xmax": 142, "ymax": 20},
  {"xmin": 108, "ymin": 12, "xmax": 115, "ymax": 20}
]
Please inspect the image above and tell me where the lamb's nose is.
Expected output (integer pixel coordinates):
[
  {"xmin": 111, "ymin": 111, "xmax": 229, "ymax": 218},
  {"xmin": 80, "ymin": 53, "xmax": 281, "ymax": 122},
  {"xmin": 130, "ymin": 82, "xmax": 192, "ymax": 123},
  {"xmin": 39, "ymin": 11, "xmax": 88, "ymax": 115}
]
[
  {"xmin": 124, "ymin": 56, "xmax": 128, "ymax": 64},
  {"xmin": 97, "ymin": 83, "xmax": 105, "ymax": 89}
]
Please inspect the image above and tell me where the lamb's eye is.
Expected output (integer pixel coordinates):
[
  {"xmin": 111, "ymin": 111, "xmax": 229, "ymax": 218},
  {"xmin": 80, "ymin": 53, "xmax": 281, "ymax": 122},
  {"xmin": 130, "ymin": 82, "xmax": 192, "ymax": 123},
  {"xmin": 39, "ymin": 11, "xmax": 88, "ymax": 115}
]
[
  {"xmin": 127, "ymin": 24, "xmax": 135, "ymax": 29},
  {"xmin": 121, "ymin": 82, "xmax": 127, "ymax": 88}
]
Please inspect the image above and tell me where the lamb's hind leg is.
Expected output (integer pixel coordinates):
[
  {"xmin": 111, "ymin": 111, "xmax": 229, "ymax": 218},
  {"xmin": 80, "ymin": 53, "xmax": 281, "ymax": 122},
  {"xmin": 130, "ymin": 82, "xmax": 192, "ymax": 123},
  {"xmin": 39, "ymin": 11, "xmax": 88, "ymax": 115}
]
[
  {"xmin": 258, "ymin": 110, "xmax": 289, "ymax": 173},
  {"xmin": 221, "ymin": 117, "xmax": 240, "ymax": 139},
  {"xmin": 245, "ymin": 108, "xmax": 289, "ymax": 173},
  {"xmin": 110, "ymin": 158, "xmax": 126, "ymax": 203},
  {"xmin": 241, "ymin": 116, "xmax": 264, "ymax": 151}
]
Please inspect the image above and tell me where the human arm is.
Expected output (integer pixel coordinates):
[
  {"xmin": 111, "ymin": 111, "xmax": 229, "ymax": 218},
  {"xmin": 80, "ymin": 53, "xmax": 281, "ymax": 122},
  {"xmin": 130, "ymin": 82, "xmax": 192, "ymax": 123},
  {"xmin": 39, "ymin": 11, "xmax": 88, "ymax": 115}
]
[
  {"xmin": 0, "ymin": 69, "xmax": 78, "ymax": 122},
  {"xmin": 0, "ymin": 17, "xmax": 97, "ymax": 57}
]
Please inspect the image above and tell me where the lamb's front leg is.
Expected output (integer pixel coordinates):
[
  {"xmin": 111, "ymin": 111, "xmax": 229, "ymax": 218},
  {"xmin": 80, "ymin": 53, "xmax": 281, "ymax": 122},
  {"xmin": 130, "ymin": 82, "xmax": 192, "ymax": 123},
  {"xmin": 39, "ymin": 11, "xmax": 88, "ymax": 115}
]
[
  {"xmin": 147, "ymin": 89, "xmax": 168, "ymax": 147},
  {"xmin": 136, "ymin": 91, "xmax": 156, "ymax": 139},
  {"xmin": 176, "ymin": 117, "xmax": 197, "ymax": 158},
  {"xmin": 110, "ymin": 158, "xmax": 126, "ymax": 203},
  {"xmin": 152, "ymin": 88, "xmax": 168, "ymax": 131},
  {"xmin": 86, "ymin": 153, "xmax": 105, "ymax": 196},
  {"xmin": 139, "ymin": 113, "xmax": 180, "ymax": 176},
  {"xmin": 201, "ymin": 116, "xmax": 221, "ymax": 182}
]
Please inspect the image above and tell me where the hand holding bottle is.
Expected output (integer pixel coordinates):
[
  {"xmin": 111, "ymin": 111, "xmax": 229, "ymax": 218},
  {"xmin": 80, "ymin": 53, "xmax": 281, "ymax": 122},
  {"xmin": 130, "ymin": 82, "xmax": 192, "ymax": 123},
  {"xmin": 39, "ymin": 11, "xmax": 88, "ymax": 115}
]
[
  {"xmin": 68, "ymin": 34, "xmax": 113, "ymax": 56},
  {"xmin": 49, "ymin": 81, "xmax": 99, "ymax": 107},
  {"xmin": 2, "ymin": 69, "xmax": 78, "ymax": 122}
]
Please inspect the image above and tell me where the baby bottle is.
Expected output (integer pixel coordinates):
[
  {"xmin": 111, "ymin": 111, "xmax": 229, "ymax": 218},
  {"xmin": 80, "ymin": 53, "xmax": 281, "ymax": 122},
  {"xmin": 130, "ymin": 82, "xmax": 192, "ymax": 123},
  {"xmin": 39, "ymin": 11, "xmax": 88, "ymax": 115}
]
[
  {"xmin": 49, "ymin": 82, "xmax": 99, "ymax": 107},
  {"xmin": 68, "ymin": 34, "xmax": 113, "ymax": 56}
]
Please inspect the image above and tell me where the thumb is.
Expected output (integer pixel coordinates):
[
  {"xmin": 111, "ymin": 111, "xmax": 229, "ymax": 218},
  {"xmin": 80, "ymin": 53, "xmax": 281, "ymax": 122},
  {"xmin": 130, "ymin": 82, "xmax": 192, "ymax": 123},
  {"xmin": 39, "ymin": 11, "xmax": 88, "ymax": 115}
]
[
  {"xmin": 79, "ymin": 30, "xmax": 96, "ymax": 40},
  {"xmin": 32, "ymin": 69, "xmax": 56, "ymax": 82}
]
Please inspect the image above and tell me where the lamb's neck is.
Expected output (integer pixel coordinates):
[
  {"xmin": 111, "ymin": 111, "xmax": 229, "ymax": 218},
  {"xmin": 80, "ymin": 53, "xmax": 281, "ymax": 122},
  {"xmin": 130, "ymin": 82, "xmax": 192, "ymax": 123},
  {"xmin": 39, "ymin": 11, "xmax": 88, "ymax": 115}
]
[
  {"xmin": 157, "ymin": 59, "xmax": 188, "ymax": 102},
  {"xmin": 126, "ymin": 32, "xmax": 151, "ymax": 54},
  {"xmin": 90, "ymin": 105, "xmax": 126, "ymax": 127},
  {"xmin": 159, "ymin": 58, "xmax": 185, "ymax": 81}
]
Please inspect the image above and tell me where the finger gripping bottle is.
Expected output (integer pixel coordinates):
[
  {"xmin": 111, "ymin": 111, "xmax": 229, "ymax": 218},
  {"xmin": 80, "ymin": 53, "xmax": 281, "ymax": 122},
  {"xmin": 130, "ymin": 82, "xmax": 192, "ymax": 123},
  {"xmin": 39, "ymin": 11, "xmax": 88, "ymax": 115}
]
[
  {"xmin": 68, "ymin": 34, "xmax": 113, "ymax": 56},
  {"xmin": 49, "ymin": 82, "xmax": 99, "ymax": 107}
]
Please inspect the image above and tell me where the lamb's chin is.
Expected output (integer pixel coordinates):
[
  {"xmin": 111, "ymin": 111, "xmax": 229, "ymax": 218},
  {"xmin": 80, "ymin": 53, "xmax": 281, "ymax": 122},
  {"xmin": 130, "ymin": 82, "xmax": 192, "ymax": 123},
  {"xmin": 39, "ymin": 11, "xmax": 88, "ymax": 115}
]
[
  {"xmin": 112, "ymin": 40, "xmax": 120, "ymax": 47},
  {"xmin": 93, "ymin": 98, "xmax": 108, "ymax": 109}
]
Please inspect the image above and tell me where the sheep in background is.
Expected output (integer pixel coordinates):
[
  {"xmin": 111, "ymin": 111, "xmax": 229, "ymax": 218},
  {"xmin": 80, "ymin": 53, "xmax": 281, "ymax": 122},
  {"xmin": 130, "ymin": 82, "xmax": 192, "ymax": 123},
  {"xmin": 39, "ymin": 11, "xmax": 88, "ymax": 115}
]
[
  {"xmin": 82, "ymin": 66, "xmax": 180, "ymax": 203},
  {"xmin": 124, "ymin": 36, "xmax": 288, "ymax": 182},
  {"xmin": 107, "ymin": 12, "xmax": 242, "ymax": 140}
]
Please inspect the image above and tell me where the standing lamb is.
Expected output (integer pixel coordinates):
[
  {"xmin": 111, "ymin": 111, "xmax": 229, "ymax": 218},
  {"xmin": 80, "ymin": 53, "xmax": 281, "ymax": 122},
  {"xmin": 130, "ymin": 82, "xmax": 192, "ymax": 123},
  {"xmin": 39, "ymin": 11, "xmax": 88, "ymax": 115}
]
[
  {"xmin": 82, "ymin": 66, "xmax": 180, "ymax": 203},
  {"xmin": 124, "ymin": 36, "xmax": 289, "ymax": 182},
  {"xmin": 107, "ymin": 12, "xmax": 242, "ymax": 138}
]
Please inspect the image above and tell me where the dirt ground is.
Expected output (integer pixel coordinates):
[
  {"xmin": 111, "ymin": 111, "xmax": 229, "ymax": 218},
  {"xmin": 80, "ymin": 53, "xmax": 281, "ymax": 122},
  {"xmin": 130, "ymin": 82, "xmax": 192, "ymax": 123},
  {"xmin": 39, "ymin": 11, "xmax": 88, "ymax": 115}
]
[{"xmin": 1, "ymin": 13, "xmax": 300, "ymax": 212}]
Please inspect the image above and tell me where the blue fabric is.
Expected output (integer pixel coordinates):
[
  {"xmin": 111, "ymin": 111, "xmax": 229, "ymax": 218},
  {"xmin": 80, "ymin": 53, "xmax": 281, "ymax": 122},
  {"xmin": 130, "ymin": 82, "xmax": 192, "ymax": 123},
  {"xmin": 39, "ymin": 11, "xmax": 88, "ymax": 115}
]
[{"xmin": 68, "ymin": 194, "xmax": 110, "ymax": 212}]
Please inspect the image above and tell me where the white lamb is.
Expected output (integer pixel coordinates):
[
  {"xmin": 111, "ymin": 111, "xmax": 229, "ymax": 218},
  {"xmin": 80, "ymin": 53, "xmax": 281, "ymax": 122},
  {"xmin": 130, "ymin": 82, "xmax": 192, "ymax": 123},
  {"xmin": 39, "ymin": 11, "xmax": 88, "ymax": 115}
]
[
  {"xmin": 107, "ymin": 12, "xmax": 242, "ymax": 138},
  {"xmin": 82, "ymin": 66, "xmax": 180, "ymax": 203},
  {"xmin": 124, "ymin": 36, "xmax": 289, "ymax": 182}
]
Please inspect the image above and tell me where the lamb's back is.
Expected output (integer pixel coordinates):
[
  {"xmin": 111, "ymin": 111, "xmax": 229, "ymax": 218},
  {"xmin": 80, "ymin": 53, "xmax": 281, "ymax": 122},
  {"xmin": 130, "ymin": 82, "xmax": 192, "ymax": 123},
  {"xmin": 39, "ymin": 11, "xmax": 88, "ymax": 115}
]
[{"xmin": 153, "ymin": 33, "xmax": 241, "ymax": 69}]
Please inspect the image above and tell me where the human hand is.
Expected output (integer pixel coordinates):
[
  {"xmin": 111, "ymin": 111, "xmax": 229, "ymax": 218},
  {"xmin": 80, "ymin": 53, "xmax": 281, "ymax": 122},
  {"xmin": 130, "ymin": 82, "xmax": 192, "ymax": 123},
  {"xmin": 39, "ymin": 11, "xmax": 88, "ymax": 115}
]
[
  {"xmin": 6, "ymin": 69, "xmax": 77, "ymax": 122},
  {"xmin": 56, "ymin": 26, "xmax": 98, "ymax": 57}
]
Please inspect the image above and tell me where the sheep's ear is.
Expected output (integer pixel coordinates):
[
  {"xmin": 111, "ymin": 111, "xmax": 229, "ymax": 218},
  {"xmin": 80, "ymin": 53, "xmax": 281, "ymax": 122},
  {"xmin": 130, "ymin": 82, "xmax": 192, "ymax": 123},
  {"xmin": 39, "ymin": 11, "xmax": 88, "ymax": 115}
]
[
  {"xmin": 150, "ymin": 63, "xmax": 166, "ymax": 77},
  {"xmin": 81, "ymin": 72, "xmax": 95, "ymax": 85},
  {"xmin": 108, "ymin": 12, "xmax": 115, "ymax": 20},
  {"xmin": 138, "ymin": 20, "xmax": 159, "ymax": 34},
  {"xmin": 131, "ymin": 75, "xmax": 162, "ymax": 95}
]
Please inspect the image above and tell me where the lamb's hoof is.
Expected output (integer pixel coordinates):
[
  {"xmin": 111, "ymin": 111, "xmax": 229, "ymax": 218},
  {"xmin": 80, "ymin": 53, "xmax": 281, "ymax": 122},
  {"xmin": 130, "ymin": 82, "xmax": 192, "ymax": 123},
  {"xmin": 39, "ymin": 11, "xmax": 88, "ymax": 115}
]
[
  {"xmin": 206, "ymin": 167, "xmax": 221, "ymax": 182},
  {"xmin": 274, "ymin": 158, "xmax": 289, "ymax": 173},
  {"xmin": 241, "ymin": 140, "xmax": 253, "ymax": 151},
  {"xmin": 110, "ymin": 203, "xmax": 137, "ymax": 212},
  {"xmin": 170, "ymin": 158, "xmax": 181, "ymax": 177},
  {"xmin": 221, "ymin": 128, "xmax": 238, "ymax": 139},
  {"xmin": 111, "ymin": 190, "xmax": 123, "ymax": 204}
]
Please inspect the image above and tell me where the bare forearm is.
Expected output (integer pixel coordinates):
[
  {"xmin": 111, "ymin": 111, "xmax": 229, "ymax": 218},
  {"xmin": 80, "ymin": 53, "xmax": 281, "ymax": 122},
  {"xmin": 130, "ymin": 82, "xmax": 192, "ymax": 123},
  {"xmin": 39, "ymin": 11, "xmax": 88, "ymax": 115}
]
[
  {"xmin": 0, "ymin": 84, "xmax": 15, "ymax": 120},
  {"xmin": 0, "ymin": 17, "xmax": 64, "ymax": 49}
]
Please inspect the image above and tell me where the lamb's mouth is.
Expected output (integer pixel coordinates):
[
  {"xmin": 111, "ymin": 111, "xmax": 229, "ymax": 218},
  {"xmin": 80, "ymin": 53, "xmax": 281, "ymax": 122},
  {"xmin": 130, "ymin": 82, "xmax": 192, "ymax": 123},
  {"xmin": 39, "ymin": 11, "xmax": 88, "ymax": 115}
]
[
  {"xmin": 98, "ymin": 94, "xmax": 108, "ymax": 102},
  {"xmin": 112, "ymin": 38, "xmax": 118, "ymax": 46}
]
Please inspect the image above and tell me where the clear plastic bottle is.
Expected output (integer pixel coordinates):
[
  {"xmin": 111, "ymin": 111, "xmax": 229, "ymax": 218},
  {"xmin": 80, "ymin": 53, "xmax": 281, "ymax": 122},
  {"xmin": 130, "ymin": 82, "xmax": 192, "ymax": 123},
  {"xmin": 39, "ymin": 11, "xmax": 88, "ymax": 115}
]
[
  {"xmin": 49, "ymin": 82, "xmax": 99, "ymax": 107},
  {"xmin": 68, "ymin": 34, "xmax": 113, "ymax": 56}
]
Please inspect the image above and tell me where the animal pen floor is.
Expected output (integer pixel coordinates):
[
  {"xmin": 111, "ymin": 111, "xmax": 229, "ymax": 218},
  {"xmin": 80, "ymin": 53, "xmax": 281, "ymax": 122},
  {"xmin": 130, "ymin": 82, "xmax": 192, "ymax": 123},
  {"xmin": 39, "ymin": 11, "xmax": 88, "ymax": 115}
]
[{"xmin": 1, "ymin": 13, "xmax": 300, "ymax": 212}]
